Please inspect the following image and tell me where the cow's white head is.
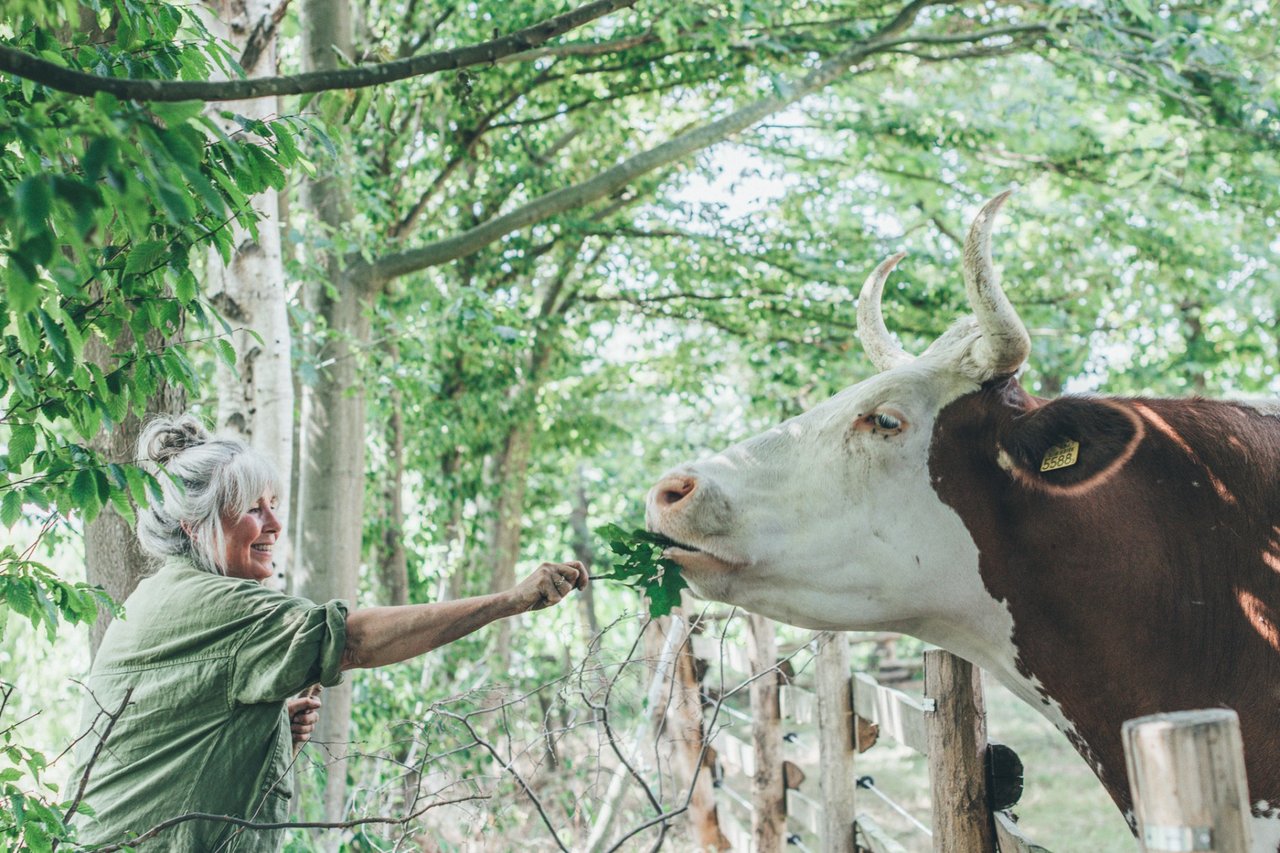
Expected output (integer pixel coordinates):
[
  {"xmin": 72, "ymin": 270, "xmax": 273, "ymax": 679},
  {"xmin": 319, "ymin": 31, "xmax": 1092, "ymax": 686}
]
[{"xmin": 645, "ymin": 192, "xmax": 1031, "ymax": 636}]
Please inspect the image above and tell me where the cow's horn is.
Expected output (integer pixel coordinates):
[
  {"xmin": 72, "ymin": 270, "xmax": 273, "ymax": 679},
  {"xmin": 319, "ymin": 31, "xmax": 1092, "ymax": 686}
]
[
  {"xmin": 857, "ymin": 251, "xmax": 914, "ymax": 372},
  {"xmin": 963, "ymin": 191, "xmax": 1030, "ymax": 375}
]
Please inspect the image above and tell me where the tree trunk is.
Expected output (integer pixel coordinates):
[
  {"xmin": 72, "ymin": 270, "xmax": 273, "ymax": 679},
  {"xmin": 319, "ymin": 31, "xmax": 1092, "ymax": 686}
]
[
  {"xmin": 84, "ymin": 331, "xmax": 185, "ymax": 656},
  {"xmin": 295, "ymin": 267, "xmax": 367, "ymax": 835},
  {"xmin": 568, "ymin": 466, "xmax": 600, "ymax": 644},
  {"xmin": 379, "ymin": 353, "xmax": 409, "ymax": 606},
  {"xmin": 488, "ymin": 415, "xmax": 534, "ymax": 663},
  {"xmin": 645, "ymin": 612, "xmax": 729, "ymax": 850},
  {"xmin": 298, "ymin": 0, "xmax": 362, "ymax": 837},
  {"xmin": 747, "ymin": 613, "xmax": 785, "ymax": 852},
  {"xmin": 203, "ymin": 0, "xmax": 295, "ymax": 585},
  {"xmin": 438, "ymin": 448, "xmax": 466, "ymax": 602}
]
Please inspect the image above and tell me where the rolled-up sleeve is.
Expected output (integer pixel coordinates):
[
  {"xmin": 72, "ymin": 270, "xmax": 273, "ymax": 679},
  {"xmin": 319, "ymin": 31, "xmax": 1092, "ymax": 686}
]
[{"xmin": 230, "ymin": 596, "xmax": 349, "ymax": 704}]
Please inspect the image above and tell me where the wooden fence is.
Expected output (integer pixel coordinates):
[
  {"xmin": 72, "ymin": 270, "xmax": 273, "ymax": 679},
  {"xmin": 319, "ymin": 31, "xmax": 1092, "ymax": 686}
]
[{"xmin": 684, "ymin": 619, "xmax": 1257, "ymax": 852}]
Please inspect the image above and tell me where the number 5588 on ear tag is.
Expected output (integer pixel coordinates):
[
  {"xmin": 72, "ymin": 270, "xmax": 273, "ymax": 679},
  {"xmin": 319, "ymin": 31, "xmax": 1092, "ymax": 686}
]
[{"xmin": 1040, "ymin": 439, "xmax": 1080, "ymax": 472}]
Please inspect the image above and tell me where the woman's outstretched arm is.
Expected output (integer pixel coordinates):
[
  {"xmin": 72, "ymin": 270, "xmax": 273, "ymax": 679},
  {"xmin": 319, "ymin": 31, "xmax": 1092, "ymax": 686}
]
[{"xmin": 340, "ymin": 561, "xmax": 587, "ymax": 670}]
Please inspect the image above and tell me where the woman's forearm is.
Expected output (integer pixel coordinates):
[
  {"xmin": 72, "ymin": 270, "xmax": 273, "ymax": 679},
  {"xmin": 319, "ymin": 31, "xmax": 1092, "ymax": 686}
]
[
  {"xmin": 341, "ymin": 592, "xmax": 516, "ymax": 670},
  {"xmin": 338, "ymin": 561, "xmax": 587, "ymax": 670}
]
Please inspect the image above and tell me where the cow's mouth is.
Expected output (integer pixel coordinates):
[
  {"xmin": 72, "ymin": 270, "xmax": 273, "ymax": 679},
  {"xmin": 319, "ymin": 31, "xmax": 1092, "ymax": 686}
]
[
  {"xmin": 656, "ymin": 535, "xmax": 746, "ymax": 575},
  {"xmin": 656, "ymin": 534, "xmax": 702, "ymax": 555}
]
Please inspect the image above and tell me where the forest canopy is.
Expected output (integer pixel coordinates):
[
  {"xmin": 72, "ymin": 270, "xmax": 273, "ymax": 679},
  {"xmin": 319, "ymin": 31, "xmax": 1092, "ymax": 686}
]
[{"xmin": 2, "ymin": 0, "xmax": 1278, "ymax": 848}]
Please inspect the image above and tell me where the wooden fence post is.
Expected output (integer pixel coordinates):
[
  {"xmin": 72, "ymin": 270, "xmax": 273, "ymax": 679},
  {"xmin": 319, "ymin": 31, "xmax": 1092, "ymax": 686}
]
[
  {"xmin": 924, "ymin": 649, "xmax": 996, "ymax": 853},
  {"xmin": 1122, "ymin": 709, "xmax": 1253, "ymax": 853},
  {"xmin": 816, "ymin": 631, "xmax": 856, "ymax": 853},
  {"xmin": 747, "ymin": 613, "xmax": 786, "ymax": 852}
]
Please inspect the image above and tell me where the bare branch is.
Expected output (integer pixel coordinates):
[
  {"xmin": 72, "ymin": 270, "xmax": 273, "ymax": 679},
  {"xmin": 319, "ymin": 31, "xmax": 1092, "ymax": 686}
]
[
  {"xmin": 439, "ymin": 710, "xmax": 571, "ymax": 852},
  {"xmin": 62, "ymin": 687, "xmax": 134, "ymax": 827},
  {"xmin": 90, "ymin": 793, "xmax": 488, "ymax": 852}
]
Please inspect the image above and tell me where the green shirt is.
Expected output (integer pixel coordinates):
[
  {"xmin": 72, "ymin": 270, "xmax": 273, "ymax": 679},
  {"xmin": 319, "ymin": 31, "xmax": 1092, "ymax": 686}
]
[{"xmin": 70, "ymin": 558, "xmax": 349, "ymax": 851}]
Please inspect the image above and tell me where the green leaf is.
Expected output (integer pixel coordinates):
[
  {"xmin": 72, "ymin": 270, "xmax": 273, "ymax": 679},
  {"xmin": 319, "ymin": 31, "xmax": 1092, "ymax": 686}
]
[
  {"xmin": 1118, "ymin": 0, "xmax": 1155, "ymax": 24},
  {"xmin": 645, "ymin": 559, "xmax": 690, "ymax": 618},
  {"xmin": 82, "ymin": 136, "xmax": 117, "ymax": 182},
  {"xmin": 216, "ymin": 338, "xmax": 237, "ymax": 368},
  {"xmin": 70, "ymin": 468, "xmax": 97, "ymax": 509},
  {"xmin": 150, "ymin": 100, "xmax": 205, "ymax": 127},
  {"xmin": 175, "ymin": 269, "xmax": 198, "ymax": 303},
  {"xmin": 7, "ymin": 424, "xmax": 37, "ymax": 468},
  {"xmin": 124, "ymin": 240, "xmax": 168, "ymax": 275},
  {"xmin": 15, "ymin": 177, "xmax": 51, "ymax": 226},
  {"xmin": 6, "ymin": 579, "xmax": 36, "ymax": 620},
  {"xmin": 7, "ymin": 270, "xmax": 40, "ymax": 313},
  {"xmin": 594, "ymin": 525, "xmax": 687, "ymax": 618},
  {"xmin": 1, "ymin": 491, "xmax": 22, "ymax": 528},
  {"xmin": 109, "ymin": 487, "xmax": 135, "ymax": 526},
  {"xmin": 38, "ymin": 310, "xmax": 71, "ymax": 368}
]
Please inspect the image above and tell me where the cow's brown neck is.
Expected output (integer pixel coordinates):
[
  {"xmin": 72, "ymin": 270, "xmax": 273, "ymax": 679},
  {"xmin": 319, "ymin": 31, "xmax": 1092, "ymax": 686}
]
[{"xmin": 929, "ymin": 380, "xmax": 1280, "ymax": 815}]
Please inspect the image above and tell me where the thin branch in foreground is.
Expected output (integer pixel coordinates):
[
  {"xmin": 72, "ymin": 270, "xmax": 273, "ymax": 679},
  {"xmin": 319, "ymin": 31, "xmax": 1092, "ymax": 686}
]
[
  {"xmin": 62, "ymin": 687, "xmax": 134, "ymax": 827},
  {"xmin": 437, "ymin": 709, "xmax": 571, "ymax": 853},
  {"xmin": 90, "ymin": 794, "xmax": 489, "ymax": 852}
]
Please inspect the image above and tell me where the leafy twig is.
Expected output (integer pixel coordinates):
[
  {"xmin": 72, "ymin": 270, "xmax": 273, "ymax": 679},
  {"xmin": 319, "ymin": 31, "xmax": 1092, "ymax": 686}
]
[{"xmin": 594, "ymin": 525, "xmax": 689, "ymax": 617}]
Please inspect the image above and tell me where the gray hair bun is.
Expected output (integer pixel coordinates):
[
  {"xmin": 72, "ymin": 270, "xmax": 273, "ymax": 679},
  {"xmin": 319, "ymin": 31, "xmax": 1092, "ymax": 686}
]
[
  {"xmin": 134, "ymin": 413, "xmax": 281, "ymax": 575},
  {"xmin": 141, "ymin": 414, "xmax": 210, "ymax": 465}
]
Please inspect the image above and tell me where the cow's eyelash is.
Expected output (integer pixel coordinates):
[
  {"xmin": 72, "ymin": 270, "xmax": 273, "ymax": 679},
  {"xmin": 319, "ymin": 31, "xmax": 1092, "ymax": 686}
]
[{"xmin": 873, "ymin": 413, "xmax": 901, "ymax": 431}]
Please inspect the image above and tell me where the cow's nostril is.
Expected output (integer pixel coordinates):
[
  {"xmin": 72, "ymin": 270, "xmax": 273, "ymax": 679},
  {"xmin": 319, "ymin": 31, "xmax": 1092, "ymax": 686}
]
[{"xmin": 656, "ymin": 476, "xmax": 697, "ymax": 508}]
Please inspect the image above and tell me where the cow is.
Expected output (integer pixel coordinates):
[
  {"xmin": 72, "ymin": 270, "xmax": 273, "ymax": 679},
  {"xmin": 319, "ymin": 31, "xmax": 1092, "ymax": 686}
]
[{"xmin": 645, "ymin": 192, "xmax": 1280, "ymax": 850}]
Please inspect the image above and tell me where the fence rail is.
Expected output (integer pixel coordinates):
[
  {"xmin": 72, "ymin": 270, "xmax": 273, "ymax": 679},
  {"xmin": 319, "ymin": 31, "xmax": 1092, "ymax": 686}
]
[{"xmin": 680, "ymin": 617, "xmax": 1256, "ymax": 852}]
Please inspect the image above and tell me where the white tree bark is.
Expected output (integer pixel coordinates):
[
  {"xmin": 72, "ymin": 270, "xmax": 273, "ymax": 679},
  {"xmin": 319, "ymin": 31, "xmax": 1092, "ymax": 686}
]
[{"xmin": 203, "ymin": 0, "xmax": 295, "ymax": 583}]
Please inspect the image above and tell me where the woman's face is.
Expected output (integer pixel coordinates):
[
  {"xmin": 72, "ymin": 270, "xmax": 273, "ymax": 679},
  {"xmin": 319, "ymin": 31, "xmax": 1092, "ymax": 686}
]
[{"xmin": 220, "ymin": 491, "xmax": 281, "ymax": 581}]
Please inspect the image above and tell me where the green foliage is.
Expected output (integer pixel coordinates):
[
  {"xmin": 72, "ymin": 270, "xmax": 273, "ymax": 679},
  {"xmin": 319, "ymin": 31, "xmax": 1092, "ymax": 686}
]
[
  {"xmin": 0, "ymin": 546, "xmax": 116, "ymax": 643},
  {"xmin": 593, "ymin": 524, "xmax": 688, "ymax": 618},
  {"xmin": 1, "ymin": 0, "xmax": 310, "ymax": 625},
  {"xmin": 0, "ymin": 682, "xmax": 82, "ymax": 852}
]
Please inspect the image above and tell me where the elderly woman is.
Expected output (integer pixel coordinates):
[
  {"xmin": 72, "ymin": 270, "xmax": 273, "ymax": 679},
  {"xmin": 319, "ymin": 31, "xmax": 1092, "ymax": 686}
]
[{"xmin": 71, "ymin": 414, "xmax": 587, "ymax": 851}]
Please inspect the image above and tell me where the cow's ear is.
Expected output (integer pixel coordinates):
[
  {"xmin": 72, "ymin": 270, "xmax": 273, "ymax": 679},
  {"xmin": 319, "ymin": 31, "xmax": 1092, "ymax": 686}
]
[{"xmin": 998, "ymin": 397, "xmax": 1144, "ymax": 494}]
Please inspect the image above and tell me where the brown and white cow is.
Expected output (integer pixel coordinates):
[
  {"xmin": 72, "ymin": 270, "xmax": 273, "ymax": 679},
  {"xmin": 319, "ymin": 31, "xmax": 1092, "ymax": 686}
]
[{"xmin": 646, "ymin": 192, "xmax": 1280, "ymax": 849}]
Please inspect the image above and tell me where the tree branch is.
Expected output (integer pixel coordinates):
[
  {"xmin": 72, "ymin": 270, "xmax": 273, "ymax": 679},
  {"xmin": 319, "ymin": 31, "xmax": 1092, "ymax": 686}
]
[
  {"xmin": 90, "ymin": 793, "xmax": 487, "ymax": 851},
  {"xmin": 61, "ymin": 687, "xmax": 134, "ymax": 828},
  {"xmin": 0, "ymin": 0, "xmax": 636, "ymax": 102},
  {"xmin": 368, "ymin": 0, "xmax": 943, "ymax": 283}
]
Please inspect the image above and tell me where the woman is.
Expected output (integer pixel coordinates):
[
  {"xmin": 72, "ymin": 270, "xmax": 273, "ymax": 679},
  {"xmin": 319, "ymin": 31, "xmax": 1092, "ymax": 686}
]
[{"xmin": 70, "ymin": 414, "xmax": 587, "ymax": 851}]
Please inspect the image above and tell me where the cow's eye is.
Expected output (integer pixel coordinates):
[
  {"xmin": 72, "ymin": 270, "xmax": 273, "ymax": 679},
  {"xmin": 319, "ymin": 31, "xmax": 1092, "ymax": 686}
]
[{"xmin": 873, "ymin": 412, "xmax": 902, "ymax": 432}]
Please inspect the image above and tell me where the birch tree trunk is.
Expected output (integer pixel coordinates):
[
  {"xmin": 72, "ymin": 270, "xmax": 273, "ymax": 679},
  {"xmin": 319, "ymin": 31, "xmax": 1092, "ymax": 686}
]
[
  {"xmin": 203, "ymin": 0, "xmax": 295, "ymax": 583},
  {"xmin": 298, "ymin": 0, "xmax": 363, "ymax": 837}
]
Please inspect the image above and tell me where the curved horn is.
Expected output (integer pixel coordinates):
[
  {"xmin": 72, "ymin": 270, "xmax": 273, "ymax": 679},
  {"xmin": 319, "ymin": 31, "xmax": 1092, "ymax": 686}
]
[
  {"xmin": 857, "ymin": 251, "xmax": 914, "ymax": 372},
  {"xmin": 963, "ymin": 191, "xmax": 1030, "ymax": 375}
]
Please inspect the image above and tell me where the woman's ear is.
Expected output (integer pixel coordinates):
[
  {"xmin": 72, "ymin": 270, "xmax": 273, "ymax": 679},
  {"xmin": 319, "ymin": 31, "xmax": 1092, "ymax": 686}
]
[{"xmin": 997, "ymin": 397, "xmax": 1145, "ymax": 495}]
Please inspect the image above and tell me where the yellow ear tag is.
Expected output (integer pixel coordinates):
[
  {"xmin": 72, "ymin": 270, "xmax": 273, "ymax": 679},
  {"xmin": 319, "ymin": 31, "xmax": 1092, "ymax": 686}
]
[{"xmin": 1040, "ymin": 439, "xmax": 1080, "ymax": 472}]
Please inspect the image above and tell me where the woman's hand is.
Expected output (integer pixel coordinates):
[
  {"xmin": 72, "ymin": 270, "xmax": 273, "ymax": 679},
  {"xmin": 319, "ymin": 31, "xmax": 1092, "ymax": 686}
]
[
  {"xmin": 508, "ymin": 561, "xmax": 589, "ymax": 613},
  {"xmin": 288, "ymin": 689, "xmax": 322, "ymax": 749}
]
